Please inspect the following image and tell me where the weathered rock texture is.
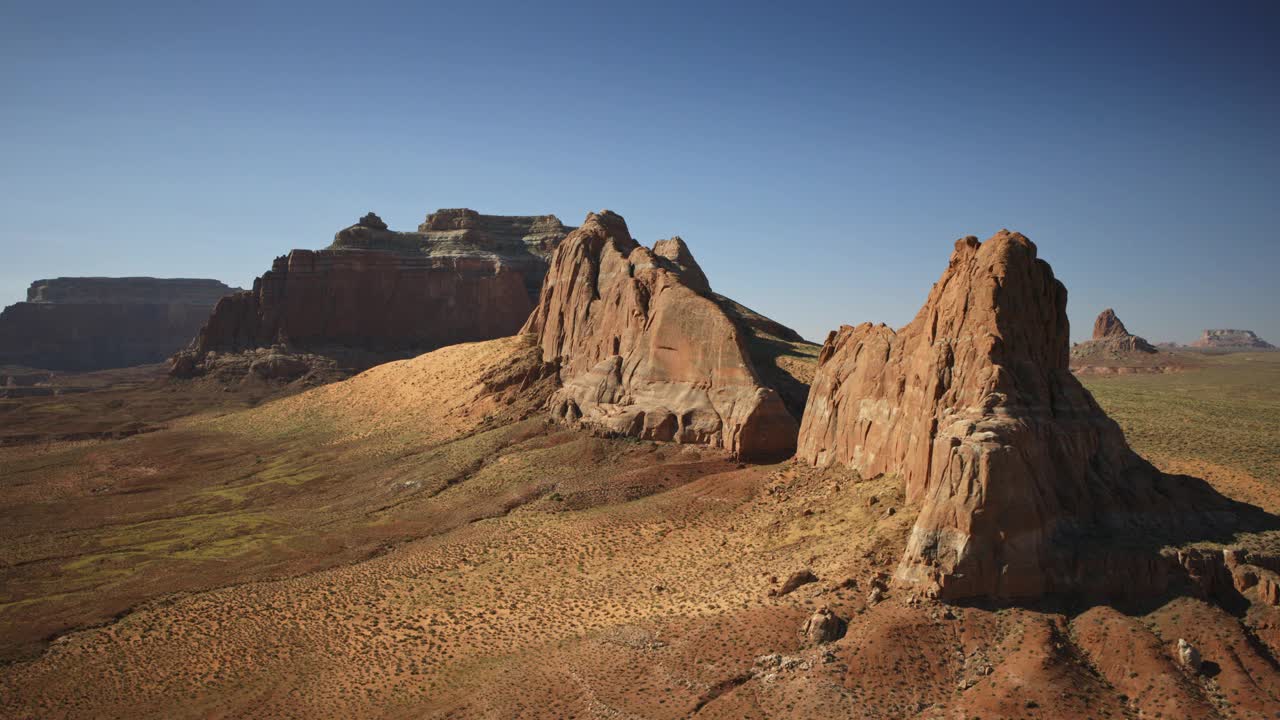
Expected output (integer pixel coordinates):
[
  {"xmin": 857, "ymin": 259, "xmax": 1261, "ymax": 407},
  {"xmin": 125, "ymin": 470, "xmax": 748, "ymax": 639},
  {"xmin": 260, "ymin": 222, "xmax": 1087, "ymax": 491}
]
[
  {"xmin": 1092, "ymin": 308, "xmax": 1128, "ymax": 339},
  {"xmin": 0, "ymin": 278, "xmax": 238, "ymax": 371},
  {"xmin": 523, "ymin": 210, "xmax": 798, "ymax": 460},
  {"xmin": 173, "ymin": 210, "xmax": 572, "ymax": 381},
  {"xmin": 1191, "ymin": 329, "xmax": 1275, "ymax": 350},
  {"xmin": 798, "ymin": 231, "xmax": 1236, "ymax": 600}
]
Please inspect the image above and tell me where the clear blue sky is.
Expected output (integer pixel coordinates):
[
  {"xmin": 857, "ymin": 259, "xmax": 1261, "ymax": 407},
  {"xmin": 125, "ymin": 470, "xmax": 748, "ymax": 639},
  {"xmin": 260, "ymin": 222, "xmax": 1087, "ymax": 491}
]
[{"xmin": 2, "ymin": 1, "xmax": 1277, "ymax": 344}]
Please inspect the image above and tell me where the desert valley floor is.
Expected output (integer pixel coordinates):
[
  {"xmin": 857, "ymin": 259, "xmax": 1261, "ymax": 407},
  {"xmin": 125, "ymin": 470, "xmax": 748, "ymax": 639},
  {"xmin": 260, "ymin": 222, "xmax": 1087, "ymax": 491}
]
[{"xmin": 1, "ymin": 341, "xmax": 1278, "ymax": 719}]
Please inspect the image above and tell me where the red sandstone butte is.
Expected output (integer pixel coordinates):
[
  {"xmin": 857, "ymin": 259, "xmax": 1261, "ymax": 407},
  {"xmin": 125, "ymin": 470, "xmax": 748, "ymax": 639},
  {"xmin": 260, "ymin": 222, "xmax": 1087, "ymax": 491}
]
[{"xmin": 523, "ymin": 210, "xmax": 797, "ymax": 461}]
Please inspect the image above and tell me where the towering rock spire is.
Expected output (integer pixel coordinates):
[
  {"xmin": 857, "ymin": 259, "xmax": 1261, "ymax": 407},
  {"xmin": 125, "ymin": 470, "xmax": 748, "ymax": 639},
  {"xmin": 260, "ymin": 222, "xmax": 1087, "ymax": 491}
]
[{"xmin": 798, "ymin": 231, "xmax": 1228, "ymax": 600}]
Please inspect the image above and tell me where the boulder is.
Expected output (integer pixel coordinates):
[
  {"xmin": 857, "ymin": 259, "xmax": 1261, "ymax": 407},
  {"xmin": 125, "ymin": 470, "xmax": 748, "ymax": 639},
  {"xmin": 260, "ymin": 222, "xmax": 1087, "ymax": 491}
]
[
  {"xmin": 778, "ymin": 569, "xmax": 819, "ymax": 595},
  {"xmin": 1177, "ymin": 639, "xmax": 1202, "ymax": 672},
  {"xmin": 522, "ymin": 210, "xmax": 798, "ymax": 460},
  {"xmin": 803, "ymin": 607, "xmax": 847, "ymax": 644},
  {"xmin": 797, "ymin": 231, "xmax": 1235, "ymax": 600}
]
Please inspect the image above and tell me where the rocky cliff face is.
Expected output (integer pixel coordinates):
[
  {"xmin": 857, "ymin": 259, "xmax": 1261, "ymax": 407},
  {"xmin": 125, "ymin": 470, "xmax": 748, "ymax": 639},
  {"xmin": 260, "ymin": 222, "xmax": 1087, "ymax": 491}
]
[
  {"xmin": 173, "ymin": 210, "xmax": 572, "ymax": 381},
  {"xmin": 1191, "ymin": 329, "xmax": 1275, "ymax": 350},
  {"xmin": 523, "ymin": 211, "xmax": 798, "ymax": 460},
  {"xmin": 0, "ymin": 278, "xmax": 238, "ymax": 371},
  {"xmin": 797, "ymin": 232, "xmax": 1235, "ymax": 600}
]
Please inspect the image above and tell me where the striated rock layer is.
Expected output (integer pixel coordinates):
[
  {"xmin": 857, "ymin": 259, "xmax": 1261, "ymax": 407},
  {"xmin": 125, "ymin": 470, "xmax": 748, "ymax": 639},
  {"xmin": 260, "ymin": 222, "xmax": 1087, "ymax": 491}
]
[
  {"xmin": 798, "ymin": 231, "xmax": 1234, "ymax": 600},
  {"xmin": 0, "ymin": 278, "xmax": 238, "ymax": 371},
  {"xmin": 1192, "ymin": 328, "xmax": 1275, "ymax": 350},
  {"xmin": 523, "ymin": 210, "xmax": 798, "ymax": 460},
  {"xmin": 173, "ymin": 210, "xmax": 573, "ymax": 381}
]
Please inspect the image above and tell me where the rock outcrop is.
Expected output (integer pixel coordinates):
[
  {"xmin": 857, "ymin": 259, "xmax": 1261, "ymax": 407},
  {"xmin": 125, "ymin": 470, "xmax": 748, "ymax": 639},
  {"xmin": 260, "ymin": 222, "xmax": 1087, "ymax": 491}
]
[
  {"xmin": 1070, "ymin": 308, "xmax": 1161, "ymax": 374},
  {"xmin": 798, "ymin": 231, "xmax": 1236, "ymax": 601},
  {"xmin": 172, "ymin": 210, "xmax": 573, "ymax": 381},
  {"xmin": 1191, "ymin": 329, "xmax": 1275, "ymax": 350},
  {"xmin": 1092, "ymin": 308, "xmax": 1126, "ymax": 339},
  {"xmin": 0, "ymin": 278, "xmax": 238, "ymax": 371},
  {"xmin": 522, "ymin": 210, "xmax": 798, "ymax": 460}
]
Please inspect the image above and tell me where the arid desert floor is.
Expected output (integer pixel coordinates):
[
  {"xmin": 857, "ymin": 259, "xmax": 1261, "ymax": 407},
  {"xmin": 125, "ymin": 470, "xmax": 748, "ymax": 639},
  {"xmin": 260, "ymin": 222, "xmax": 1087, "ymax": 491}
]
[{"xmin": 2, "ymin": 344, "xmax": 1279, "ymax": 719}]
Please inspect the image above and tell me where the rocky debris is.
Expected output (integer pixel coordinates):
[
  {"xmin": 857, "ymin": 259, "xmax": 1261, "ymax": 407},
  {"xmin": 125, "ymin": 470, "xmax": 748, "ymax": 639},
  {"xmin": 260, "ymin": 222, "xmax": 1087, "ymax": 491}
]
[
  {"xmin": 752, "ymin": 653, "xmax": 813, "ymax": 679},
  {"xmin": 0, "ymin": 278, "xmax": 239, "ymax": 371},
  {"xmin": 522, "ymin": 210, "xmax": 799, "ymax": 460},
  {"xmin": 248, "ymin": 352, "xmax": 314, "ymax": 381},
  {"xmin": 1191, "ymin": 328, "xmax": 1276, "ymax": 350},
  {"xmin": 1177, "ymin": 639, "xmax": 1202, "ymax": 672},
  {"xmin": 170, "ymin": 346, "xmax": 341, "ymax": 385},
  {"xmin": 802, "ymin": 607, "xmax": 847, "ymax": 644},
  {"xmin": 778, "ymin": 569, "xmax": 819, "ymax": 595},
  {"xmin": 173, "ymin": 210, "xmax": 572, "ymax": 381},
  {"xmin": 797, "ymin": 231, "xmax": 1239, "ymax": 601}
]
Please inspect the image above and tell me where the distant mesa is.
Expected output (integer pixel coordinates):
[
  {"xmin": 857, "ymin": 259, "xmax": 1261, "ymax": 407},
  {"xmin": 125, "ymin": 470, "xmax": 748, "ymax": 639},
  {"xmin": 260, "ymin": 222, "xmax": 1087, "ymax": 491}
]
[
  {"xmin": 1191, "ymin": 328, "xmax": 1275, "ymax": 351},
  {"xmin": 797, "ymin": 231, "xmax": 1241, "ymax": 601},
  {"xmin": 0, "ymin": 277, "xmax": 240, "ymax": 371},
  {"xmin": 170, "ymin": 209, "xmax": 575, "ymax": 383},
  {"xmin": 523, "ymin": 210, "xmax": 802, "ymax": 461}
]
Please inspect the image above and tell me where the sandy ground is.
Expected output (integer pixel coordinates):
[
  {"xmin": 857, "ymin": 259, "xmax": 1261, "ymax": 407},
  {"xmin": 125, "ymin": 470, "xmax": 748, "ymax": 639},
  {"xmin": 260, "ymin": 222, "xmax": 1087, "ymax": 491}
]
[{"xmin": 2, "ymin": 339, "xmax": 1279, "ymax": 718}]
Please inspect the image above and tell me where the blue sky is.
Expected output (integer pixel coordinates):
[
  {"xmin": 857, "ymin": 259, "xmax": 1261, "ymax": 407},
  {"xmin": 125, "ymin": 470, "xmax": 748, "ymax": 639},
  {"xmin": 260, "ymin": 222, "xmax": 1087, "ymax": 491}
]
[{"xmin": 1, "ymin": 1, "xmax": 1276, "ymax": 343}]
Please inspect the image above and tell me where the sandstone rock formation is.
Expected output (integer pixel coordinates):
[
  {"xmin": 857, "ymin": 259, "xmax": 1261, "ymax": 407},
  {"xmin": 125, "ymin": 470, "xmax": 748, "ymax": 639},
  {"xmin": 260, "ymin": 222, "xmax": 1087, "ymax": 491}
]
[
  {"xmin": 797, "ymin": 231, "xmax": 1235, "ymax": 600},
  {"xmin": 1191, "ymin": 329, "xmax": 1275, "ymax": 350},
  {"xmin": 1093, "ymin": 308, "xmax": 1127, "ymax": 338},
  {"xmin": 1070, "ymin": 308, "xmax": 1161, "ymax": 374},
  {"xmin": 0, "ymin": 278, "xmax": 238, "ymax": 371},
  {"xmin": 522, "ymin": 210, "xmax": 798, "ymax": 460},
  {"xmin": 172, "ymin": 210, "xmax": 573, "ymax": 381}
]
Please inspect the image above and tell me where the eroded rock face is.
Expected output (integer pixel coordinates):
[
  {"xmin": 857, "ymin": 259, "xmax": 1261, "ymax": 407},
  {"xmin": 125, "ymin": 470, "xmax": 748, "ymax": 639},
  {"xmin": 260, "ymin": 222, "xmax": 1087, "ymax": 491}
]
[
  {"xmin": 1093, "ymin": 308, "xmax": 1129, "ymax": 339},
  {"xmin": 798, "ymin": 231, "xmax": 1232, "ymax": 600},
  {"xmin": 522, "ymin": 210, "xmax": 797, "ymax": 460},
  {"xmin": 1071, "ymin": 308, "xmax": 1157, "ymax": 366},
  {"xmin": 1191, "ymin": 329, "xmax": 1275, "ymax": 350},
  {"xmin": 0, "ymin": 278, "xmax": 238, "ymax": 371},
  {"xmin": 173, "ymin": 210, "xmax": 573, "ymax": 380}
]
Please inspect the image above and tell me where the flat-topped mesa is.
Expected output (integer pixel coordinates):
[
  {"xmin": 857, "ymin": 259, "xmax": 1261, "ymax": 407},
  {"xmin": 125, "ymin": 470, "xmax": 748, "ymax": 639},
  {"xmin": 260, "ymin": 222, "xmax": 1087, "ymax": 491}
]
[
  {"xmin": 1, "ymin": 278, "xmax": 239, "ymax": 371},
  {"xmin": 1192, "ymin": 329, "xmax": 1276, "ymax": 350},
  {"xmin": 798, "ymin": 231, "xmax": 1232, "ymax": 601},
  {"xmin": 522, "ymin": 210, "xmax": 798, "ymax": 461},
  {"xmin": 25, "ymin": 277, "xmax": 236, "ymax": 306},
  {"xmin": 174, "ymin": 210, "xmax": 573, "ymax": 381}
]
